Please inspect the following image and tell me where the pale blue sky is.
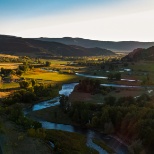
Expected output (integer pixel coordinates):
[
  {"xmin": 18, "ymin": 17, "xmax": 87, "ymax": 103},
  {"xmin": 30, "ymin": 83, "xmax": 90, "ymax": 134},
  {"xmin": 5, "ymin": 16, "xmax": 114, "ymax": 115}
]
[
  {"xmin": 0, "ymin": 0, "xmax": 115, "ymax": 19},
  {"xmin": 0, "ymin": 0, "xmax": 154, "ymax": 41}
]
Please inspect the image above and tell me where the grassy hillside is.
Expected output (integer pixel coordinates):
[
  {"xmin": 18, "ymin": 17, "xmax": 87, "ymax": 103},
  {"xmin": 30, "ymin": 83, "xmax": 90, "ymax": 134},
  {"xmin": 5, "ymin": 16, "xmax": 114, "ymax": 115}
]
[{"xmin": 123, "ymin": 46, "xmax": 154, "ymax": 61}]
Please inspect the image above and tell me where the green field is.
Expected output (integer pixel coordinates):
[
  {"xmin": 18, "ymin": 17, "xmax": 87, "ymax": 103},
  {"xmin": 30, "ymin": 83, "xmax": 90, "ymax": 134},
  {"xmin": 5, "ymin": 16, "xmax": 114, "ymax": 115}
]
[
  {"xmin": 1, "ymin": 82, "xmax": 19, "ymax": 89},
  {"xmin": 41, "ymin": 59, "xmax": 69, "ymax": 65},
  {"xmin": 22, "ymin": 71, "xmax": 81, "ymax": 83}
]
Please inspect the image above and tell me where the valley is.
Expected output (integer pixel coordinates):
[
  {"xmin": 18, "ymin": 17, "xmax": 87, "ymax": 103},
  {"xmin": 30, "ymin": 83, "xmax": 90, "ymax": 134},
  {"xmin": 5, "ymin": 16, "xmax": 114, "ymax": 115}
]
[{"xmin": 0, "ymin": 36, "xmax": 154, "ymax": 154}]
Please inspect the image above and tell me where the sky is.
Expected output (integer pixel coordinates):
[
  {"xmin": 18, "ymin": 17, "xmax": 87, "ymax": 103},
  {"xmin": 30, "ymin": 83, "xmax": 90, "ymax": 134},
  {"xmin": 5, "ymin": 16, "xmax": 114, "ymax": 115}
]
[{"xmin": 0, "ymin": 0, "xmax": 154, "ymax": 41}]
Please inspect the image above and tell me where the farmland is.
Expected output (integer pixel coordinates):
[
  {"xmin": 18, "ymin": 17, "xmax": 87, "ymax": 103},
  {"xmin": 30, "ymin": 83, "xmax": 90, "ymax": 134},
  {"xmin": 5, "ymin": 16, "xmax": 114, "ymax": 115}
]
[{"xmin": 0, "ymin": 63, "xmax": 22, "ymax": 69}]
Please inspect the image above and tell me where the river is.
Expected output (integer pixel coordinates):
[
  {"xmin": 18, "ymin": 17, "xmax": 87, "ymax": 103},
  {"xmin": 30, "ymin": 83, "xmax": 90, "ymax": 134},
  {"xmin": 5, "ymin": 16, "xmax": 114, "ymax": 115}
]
[
  {"xmin": 25, "ymin": 83, "xmax": 129, "ymax": 154},
  {"xmin": 75, "ymin": 73, "xmax": 138, "ymax": 82}
]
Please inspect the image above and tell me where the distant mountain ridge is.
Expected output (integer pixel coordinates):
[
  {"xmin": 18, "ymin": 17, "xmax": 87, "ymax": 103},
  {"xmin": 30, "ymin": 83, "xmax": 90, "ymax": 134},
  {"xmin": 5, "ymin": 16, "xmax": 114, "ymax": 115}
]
[
  {"xmin": 0, "ymin": 35, "xmax": 115, "ymax": 57},
  {"xmin": 35, "ymin": 37, "xmax": 154, "ymax": 53},
  {"xmin": 123, "ymin": 46, "xmax": 154, "ymax": 61}
]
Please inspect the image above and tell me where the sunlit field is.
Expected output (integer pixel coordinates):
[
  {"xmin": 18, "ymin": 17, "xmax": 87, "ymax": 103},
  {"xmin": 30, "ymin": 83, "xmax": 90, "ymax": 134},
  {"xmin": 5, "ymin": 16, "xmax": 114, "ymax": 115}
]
[
  {"xmin": 1, "ymin": 82, "xmax": 19, "ymax": 89},
  {"xmin": 22, "ymin": 69, "xmax": 81, "ymax": 83},
  {"xmin": 0, "ymin": 63, "xmax": 22, "ymax": 69},
  {"xmin": 0, "ymin": 92, "xmax": 11, "ymax": 98}
]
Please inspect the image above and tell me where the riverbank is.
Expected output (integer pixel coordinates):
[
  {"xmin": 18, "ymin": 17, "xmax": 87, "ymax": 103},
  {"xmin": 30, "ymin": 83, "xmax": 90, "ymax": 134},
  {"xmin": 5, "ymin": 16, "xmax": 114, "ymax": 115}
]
[
  {"xmin": 46, "ymin": 129, "xmax": 99, "ymax": 154},
  {"xmin": 28, "ymin": 106, "xmax": 73, "ymax": 125},
  {"xmin": 27, "ymin": 105, "xmax": 126, "ymax": 154}
]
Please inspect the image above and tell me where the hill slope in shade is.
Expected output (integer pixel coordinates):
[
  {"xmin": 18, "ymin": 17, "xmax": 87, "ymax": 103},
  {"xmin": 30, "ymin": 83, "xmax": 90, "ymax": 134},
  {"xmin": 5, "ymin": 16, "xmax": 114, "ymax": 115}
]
[
  {"xmin": 123, "ymin": 46, "xmax": 154, "ymax": 61},
  {"xmin": 0, "ymin": 35, "xmax": 115, "ymax": 57},
  {"xmin": 36, "ymin": 37, "xmax": 154, "ymax": 53}
]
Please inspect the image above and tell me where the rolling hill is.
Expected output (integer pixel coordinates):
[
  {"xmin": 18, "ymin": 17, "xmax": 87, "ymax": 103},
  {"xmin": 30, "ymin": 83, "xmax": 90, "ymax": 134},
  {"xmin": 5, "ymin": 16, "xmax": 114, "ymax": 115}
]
[
  {"xmin": 123, "ymin": 46, "xmax": 154, "ymax": 61},
  {"xmin": 0, "ymin": 35, "xmax": 115, "ymax": 57},
  {"xmin": 36, "ymin": 37, "xmax": 154, "ymax": 53}
]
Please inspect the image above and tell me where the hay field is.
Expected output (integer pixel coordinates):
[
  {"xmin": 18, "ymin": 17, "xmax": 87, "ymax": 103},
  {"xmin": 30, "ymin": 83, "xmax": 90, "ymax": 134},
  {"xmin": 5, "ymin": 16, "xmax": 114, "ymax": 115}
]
[{"xmin": 0, "ymin": 63, "xmax": 22, "ymax": 69}]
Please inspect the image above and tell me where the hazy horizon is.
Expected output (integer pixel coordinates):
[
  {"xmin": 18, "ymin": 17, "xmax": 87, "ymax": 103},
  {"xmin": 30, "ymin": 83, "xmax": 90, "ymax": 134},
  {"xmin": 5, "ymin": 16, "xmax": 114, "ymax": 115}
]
[
  {"xmin": 1, "ymin": 0, "xmax": 154, "ymax": 42},
  {"xmin": 1, "ymin": 34, "xmax": 154, "ymax": 43}
]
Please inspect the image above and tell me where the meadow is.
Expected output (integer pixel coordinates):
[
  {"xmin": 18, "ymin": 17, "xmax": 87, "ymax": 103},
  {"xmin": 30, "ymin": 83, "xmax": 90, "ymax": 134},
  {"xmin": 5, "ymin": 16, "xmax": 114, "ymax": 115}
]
[
  {"xmin": 1, "ymin": 82, "xmax": 19, "ymax": 89},
  {"xmin": 22, "ymin": 69, "xmax": 82, "ymax": 83}
]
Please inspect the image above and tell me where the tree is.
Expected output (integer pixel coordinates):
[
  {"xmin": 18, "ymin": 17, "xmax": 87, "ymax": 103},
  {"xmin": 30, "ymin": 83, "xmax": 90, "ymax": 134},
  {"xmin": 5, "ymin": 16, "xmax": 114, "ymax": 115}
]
[
  {"xmin": 45, "ymin": 61, "xmax": 51, "ymax": 67},
  {"xmin": 31, "ymin": 79, "xmax": 36, "ymax": 87},
  {"xmin": 104, "ymin": 95, "xmax": 116, "ymax": 106},
  {"xmin": 19, "ymin": 80, "xmax": 31, "ymax": 89},
  {"xmin": 59, "ymin": 95, "xmax": 69, "ymax": 110},
  {"xmin": 91, "ymin": 116, "xmax": 99, "ymax": 127},
  {"xmin": 0, "ymin": 76, "xmax": 2, "ymax": 89},
  {"xmin": 72, "ymin": 109, "xmax": 80, "ymax": 122}
]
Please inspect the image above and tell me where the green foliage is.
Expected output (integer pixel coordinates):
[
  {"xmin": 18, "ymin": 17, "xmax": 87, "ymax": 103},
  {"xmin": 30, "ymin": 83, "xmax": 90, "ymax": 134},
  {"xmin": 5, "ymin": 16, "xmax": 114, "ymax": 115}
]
[
  {"xmin": 6, "ymin": 104, "xmax": 42, "ymax": 130},
  {"xmin": 0, "ymin": 68, "xmax": 12, "ymax": 76},
  {"xmin": 31, "ymin": 79, "xmax": 36, "ymax": 86},
  {"xmin": 2, "ymin": 83, "xmax": 59, "ymax": 105},
  {"xmin": 19, "ymin": 80, "xmax": 31, "ymax": 89},
  {"xmin": 34, "ymin": 83, "xmax": 59, "ymax": 98},
  {"xmin": 45, "ymin": 61, "xmax": 51, "ymax": 67},
  {"xmin": 93, "ymin": 139, "xmax": 114, "ymax": 154},
  {"xmin": 77, "ymin": 78, "xmax": 101, "ymax": 93},
  {"xmin": 91, "ymin": 116, "xmax": 99, "ymax": 127},
  {"xmin": 28, "ymin": 128, "xmax": 46, "ymax": 139},
  {"xmin": 46, "ymin": 130, "xmax": 98, "ymax": 154},
  {"xmin": 128, "ymin": 140, "xmax": 142, "ymax": 154},
  {"xmin": 104, "ymin": 95, "xmax": 116, "ymax": 106},
  {"xmin": 0, "ymin": 122, "xmax": 5, "ymax": 134},
  {"xmin": 62, "ymin": 93, "xmax": 154, "ymax": 152},
  {"xmin": 11, "ymin": 89, "xmax": 36, "ymax": 103},
  {"xmin": 59, "ymin": 95, "xmax": 69, "ymax": 111}
]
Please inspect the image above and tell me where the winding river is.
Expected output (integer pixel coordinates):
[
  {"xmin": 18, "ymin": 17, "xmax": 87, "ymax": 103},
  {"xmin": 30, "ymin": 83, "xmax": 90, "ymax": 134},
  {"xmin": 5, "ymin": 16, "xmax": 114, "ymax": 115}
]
[
  {"xmin": 24, "ymin": 71, "xmax": 154, "ymax": 154},
  {"xmin": 25, "ymin": 83, "xmax": 129, "ymax": 154}
]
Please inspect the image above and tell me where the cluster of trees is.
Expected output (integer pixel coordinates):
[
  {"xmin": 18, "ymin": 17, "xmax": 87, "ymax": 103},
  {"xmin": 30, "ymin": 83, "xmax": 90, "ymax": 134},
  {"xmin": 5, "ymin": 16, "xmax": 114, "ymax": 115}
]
[
  {"xmin": 76, "ymin": 78, "xmax": 116, "ymax": 95},
  {"xmin": 45, "ymin": 61, "xmax": 51, "ymax": 67},
  {"xmin": 59, "ymin": 93, "xmax": 154, "ymax": 153},
  {"xmin": 0, "ymin": 58, "xmax": 48, "ymax": 79},
  {"xmin": 0, "ymin": 68, "xmax": 13, "ymax": 76},
  {"xmin": 77, "ymin": 78, "xmax": 101, "ymax": 93},
  {"xmin": 16, "ymin": 63, "xmax": 34, "ymax": 76},
  {"xmin": 19, "ymin": 79, "xmax": 36, "ymax": 89},
  {"xmin": 101, "ymin": 86, "xmax": 116, "ymax": 95},
  {"xmin": 0, "ymin": 64, "xmax": 33, "ymax": 79},
  {"xmin": 0, "ymin": 104, "xmax": 41, "ymax": 130},
  {"xmin": 2, "ymin": 83, "xmax": 60, "ymax": 105}
]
